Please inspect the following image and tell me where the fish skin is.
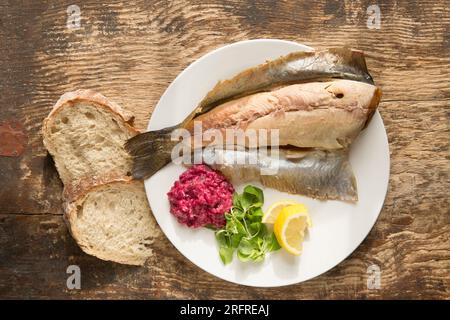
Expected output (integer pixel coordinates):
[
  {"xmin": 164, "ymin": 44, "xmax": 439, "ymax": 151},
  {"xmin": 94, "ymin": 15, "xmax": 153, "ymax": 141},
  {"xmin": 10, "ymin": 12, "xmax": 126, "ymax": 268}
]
[
  {"xmin": 194, "ymin": 147, "xmax": 357, "ymax": 202},
  {"xmin": 185, "ymin": 80, "xmax": 381, "ymax": 149},
  {"xmin": 196, "ymin": 48, "xmax": 374, "ymax": 116}
]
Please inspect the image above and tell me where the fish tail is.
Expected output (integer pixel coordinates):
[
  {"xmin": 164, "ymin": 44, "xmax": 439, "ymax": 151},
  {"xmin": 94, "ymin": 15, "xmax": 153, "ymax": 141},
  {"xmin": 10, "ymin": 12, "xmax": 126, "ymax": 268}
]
[{"xmin": 125, "ymin": 124, "xmax": 180, "ymax": 179}]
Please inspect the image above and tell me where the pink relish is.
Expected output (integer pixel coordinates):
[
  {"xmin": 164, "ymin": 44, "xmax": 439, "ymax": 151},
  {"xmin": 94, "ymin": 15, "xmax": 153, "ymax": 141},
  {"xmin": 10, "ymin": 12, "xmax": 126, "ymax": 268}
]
[{"xmin": 167, "ymin": 164, "xmax": 234, "ymax": 228}]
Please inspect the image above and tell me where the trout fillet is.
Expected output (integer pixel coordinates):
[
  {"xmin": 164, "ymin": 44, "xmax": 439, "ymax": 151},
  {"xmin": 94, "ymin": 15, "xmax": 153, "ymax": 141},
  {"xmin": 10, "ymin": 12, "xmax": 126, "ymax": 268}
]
[
  {"xmin": 194, "ymin": 147, "xmax": 357, "ymax": 202},
  {"xmin": 186, "ymin": 80, "xmax": 380, "ymax": 149}
]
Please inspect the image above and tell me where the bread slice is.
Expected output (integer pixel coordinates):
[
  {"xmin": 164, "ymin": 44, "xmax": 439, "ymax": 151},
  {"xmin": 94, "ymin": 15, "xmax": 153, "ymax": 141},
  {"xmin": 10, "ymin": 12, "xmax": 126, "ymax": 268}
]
[
  {"xmin": 65, "ymin": 178, "xmax": 158, "ymax": 266},
  {"xmin": 42, "ymin": 89, "xmax": 139, "ymax": 188},
  {"xmin": 43, "ymin": 90, "xmax": 159, "ymax": 265}
]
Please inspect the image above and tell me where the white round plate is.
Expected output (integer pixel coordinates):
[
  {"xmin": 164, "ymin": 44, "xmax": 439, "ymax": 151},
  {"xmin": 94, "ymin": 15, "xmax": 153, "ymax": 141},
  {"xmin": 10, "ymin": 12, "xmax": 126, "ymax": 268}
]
[{"xmin": 145, "ymin": 39, "xmax": 390, "ymax": 287}]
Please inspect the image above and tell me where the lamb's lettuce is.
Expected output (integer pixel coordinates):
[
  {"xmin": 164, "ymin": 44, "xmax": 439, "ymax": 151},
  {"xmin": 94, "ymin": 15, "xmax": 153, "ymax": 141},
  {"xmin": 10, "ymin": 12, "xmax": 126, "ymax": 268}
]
[{"xmin": 215, "ymin": 185, "xmax": 280, "ymax": 264}]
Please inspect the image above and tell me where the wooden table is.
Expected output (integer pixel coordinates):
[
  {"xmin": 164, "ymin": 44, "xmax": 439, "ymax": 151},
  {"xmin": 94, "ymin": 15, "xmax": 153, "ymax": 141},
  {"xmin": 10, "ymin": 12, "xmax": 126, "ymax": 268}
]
[{"xmin": 0, "ymin": 0, "xmax": 448, "ymax": 299}]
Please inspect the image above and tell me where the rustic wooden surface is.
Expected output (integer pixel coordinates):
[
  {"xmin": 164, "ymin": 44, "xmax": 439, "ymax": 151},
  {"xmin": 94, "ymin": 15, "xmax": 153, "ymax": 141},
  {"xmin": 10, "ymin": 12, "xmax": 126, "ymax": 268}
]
[{"xmin": 0, "ymin": 0, "xmax": 449, "ymax": 299}]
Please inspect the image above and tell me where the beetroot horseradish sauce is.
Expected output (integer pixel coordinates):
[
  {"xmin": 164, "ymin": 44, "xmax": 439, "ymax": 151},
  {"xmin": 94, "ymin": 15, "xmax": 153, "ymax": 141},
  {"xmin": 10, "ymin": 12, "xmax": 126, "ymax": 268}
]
[{"xmin": 167, "ymin": 164, "xmax": 234, "ymax": 228}]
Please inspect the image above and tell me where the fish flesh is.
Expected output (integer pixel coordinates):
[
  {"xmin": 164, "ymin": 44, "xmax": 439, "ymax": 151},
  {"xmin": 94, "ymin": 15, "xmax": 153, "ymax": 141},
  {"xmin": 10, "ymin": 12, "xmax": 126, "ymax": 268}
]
[
  {"xmin": 191, "ymin": 147, "xmax": 357, "ymax": 202},
  {"xmin": 125, "ymin": 48, "xmax": 380, "ymax": 180},
  {"xmin": 185, "ymin": 80, "xmax": 380, "ymax": 149}
]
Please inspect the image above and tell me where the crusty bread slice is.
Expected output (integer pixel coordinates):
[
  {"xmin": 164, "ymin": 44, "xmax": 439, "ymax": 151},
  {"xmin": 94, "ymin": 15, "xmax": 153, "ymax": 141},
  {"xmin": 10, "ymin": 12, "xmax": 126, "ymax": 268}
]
[
  {"xmin": 43, "ymin": 90, "xmax": 159, "ymax": 265},
  {"xmin": 65, "ymin": 178, "xmax": 158, "ymax": 266},
  {"xmin": 42, "ymin": 89, "xmax": 139, "ymax": 188}
]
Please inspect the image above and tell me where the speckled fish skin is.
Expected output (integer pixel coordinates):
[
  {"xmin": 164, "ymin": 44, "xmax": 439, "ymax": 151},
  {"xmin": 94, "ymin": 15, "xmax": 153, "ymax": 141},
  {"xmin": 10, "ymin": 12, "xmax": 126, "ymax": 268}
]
[
  {"xmin": 196, "ymin": 48, "xmax": 374, "ymax": 116},
  {"xmin": 196, "ymin": 147, "xmax": 358, "ymax": 202}
]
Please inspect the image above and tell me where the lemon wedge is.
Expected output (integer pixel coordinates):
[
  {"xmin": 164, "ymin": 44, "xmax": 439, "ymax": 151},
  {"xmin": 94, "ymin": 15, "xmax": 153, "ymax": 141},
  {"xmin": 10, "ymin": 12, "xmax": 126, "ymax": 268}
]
[
  {"xmin": 274, "ymin": 204, "xmax": 311, "ymax": 256},
  {"xmin": 262, "ymin": 200, "xmax": 300, "ymax": 224}
]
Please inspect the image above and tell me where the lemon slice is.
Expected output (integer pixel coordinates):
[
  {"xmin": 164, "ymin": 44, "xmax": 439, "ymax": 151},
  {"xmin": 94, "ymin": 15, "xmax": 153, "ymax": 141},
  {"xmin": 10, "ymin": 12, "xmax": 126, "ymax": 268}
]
[
  {"xmin": 274, "ymin": 204, "xmax": 311, "ymax": 255},
  {"xmin": 262, "ymin": 200, "xmax": 301, "ymax": 224}
]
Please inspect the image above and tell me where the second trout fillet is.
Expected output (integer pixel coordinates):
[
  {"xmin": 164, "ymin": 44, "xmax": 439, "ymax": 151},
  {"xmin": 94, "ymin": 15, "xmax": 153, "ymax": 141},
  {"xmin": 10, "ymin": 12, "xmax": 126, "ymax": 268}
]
[{"xmin": 194, "ymin": 147, "xmax": 358, "ymax": 202}]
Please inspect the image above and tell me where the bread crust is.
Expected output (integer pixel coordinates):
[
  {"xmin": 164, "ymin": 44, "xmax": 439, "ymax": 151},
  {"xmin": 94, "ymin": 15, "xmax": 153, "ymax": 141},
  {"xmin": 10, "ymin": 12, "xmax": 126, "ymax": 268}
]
[
  {"xmin": 43, "ymin": 89, "xmax": 137, "ymax": 129},
  {"xmin": 64, "ymin": 178, "xmax": 152, "ymax": 266},
  {"xmin": 63, "ymin": 173, "xmax": 133, "ymax": 204},
  {"xmin": 42, "ymin": 90, "xmax": 155, "ymax": 266},
  {"xmin": 42, "ymin": 89, "xmax": 141, "ymax": 186}
]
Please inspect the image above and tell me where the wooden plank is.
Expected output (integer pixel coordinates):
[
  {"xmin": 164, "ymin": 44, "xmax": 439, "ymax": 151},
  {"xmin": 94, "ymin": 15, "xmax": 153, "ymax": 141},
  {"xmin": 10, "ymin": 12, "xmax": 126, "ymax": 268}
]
[{"xmin": 0, "ymin": 0, "xmax": 449, "ymax": 298}]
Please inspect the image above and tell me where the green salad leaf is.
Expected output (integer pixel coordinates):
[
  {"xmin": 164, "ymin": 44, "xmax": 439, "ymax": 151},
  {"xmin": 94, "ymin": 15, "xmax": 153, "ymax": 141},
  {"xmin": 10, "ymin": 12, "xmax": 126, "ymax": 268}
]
[{"xmin": 215, "ymin": 185, "xmax": 280, "ymax": 264}]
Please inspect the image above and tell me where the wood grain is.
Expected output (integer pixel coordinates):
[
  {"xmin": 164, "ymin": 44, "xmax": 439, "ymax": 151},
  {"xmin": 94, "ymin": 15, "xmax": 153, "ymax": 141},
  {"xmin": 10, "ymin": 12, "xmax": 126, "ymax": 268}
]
[{"xmin": 0, "ymin": 0, "xmax": 449, "ymax": 299}]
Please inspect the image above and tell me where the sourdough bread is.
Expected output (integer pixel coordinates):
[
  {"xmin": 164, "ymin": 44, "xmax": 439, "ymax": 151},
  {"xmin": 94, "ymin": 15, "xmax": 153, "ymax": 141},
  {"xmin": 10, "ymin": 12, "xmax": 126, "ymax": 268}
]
[
  {"xmin": 65, "ymin": 178, "xmax": 158, "ymax": 266},
  {"xmin": 42, "ymin": 89, "xmax": 139, "ymax": 189},
  {"xmin": 43, "ymin": 90, "xmax": 158, "ymax": 265}
]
